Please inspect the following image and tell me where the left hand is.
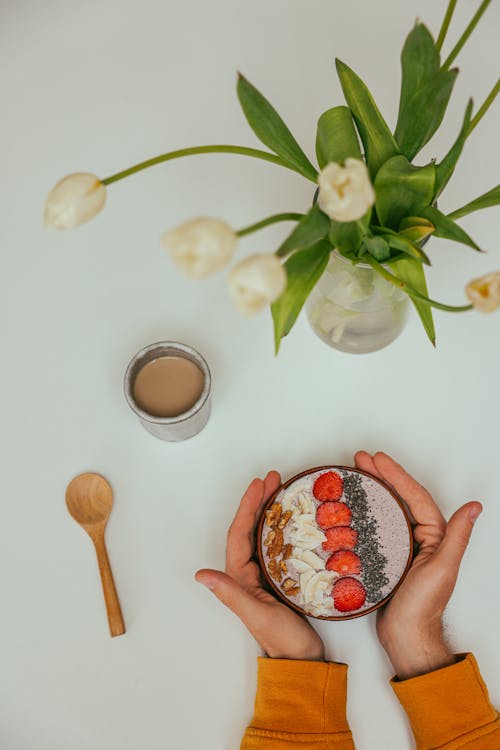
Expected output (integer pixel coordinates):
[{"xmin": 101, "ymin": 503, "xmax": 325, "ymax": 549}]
[{"xmin": 195, "ymin": 471, "xmax": 325, "ymax": 661}]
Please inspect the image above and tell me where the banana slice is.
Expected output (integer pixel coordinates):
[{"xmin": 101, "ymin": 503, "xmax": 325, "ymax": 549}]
[
  {"xmin": 293, "ymin": 549, "xmax": 325, "ymax": 570},
  {"xmin": 287, "ymin": 558, "xmax": 315, "ymax": 574},
  {"xmin": 281, "ymin": 493, "xmax": 297, "ymax": 514},
  {"xmin": 299, "ymin": 568, "xmax": 316, "ymax": 587},
  {"xmin": 306, "ymin": 599, "xmax": 335, "ymax": 617},
  {"xmin": 293, "ymin": 513, "xmax": 312, "ymax": 534},
  {"xmin": 296, "ymin": 491, "xmax": 316, "ymax": 515},
  {"xmin": 295, "ymin": 535, "xmax": 325, "ymax": 550},
  {"xmin": 303, "ymin": 570, "xmax": 337, "ymax": 607},
  {"xmin": 281, "ymin": 489, "xmax": 314, "ymax": 519},
  {"xmin": 291, "ymin": 515, "xmax": 327, "ymax": 549},
  {"xmin": 292, "ymin": 526, "xmax": 326, "ymax": 550}
]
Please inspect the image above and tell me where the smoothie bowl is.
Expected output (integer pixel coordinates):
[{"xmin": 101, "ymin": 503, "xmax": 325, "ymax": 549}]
[{"xmin": 257, "ymin": 467, "xmax": 413, "ymax": 620}]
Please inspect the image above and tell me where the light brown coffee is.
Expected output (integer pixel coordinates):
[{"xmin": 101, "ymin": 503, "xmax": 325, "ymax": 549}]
[{"xmin": 132, "ymin": 356, "xmax": 205, "ymax": 418}]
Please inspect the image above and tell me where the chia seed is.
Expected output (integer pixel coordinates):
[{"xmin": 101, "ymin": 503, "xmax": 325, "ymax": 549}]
[{"xmin": 342, "ymin": 472, "xmax": 389, "ymax": 604}]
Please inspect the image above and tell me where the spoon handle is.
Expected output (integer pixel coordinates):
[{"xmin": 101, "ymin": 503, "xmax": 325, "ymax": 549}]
[{"xmin": 93, "ymin": 534, "xmax": 126, "ymax": 637}]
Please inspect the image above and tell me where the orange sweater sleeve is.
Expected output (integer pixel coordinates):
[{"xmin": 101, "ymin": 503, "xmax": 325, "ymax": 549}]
[
  {"xmin": 391, "ymin": 653, "xmax": 500, "ymax": 749},
  {"xmin": 240, "ymin": 657, "xmax": 354, "ymax": 750}
]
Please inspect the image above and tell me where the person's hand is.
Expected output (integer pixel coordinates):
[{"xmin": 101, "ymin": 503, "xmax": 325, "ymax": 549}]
[
  {"xmin": 355, "ymin": 451, "xmax": 482, "ymax": 680},
  {"xmin": 195, "ymin": 471, "xmax": 325, "ymax": 661}
]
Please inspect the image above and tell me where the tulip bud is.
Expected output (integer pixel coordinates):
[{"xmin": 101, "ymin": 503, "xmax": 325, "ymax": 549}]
[
  {"xmin": 161, "ymin": 217, "xmax": 236, "ymax": 279},
  {"xmin": 44, "ymin": 173, "xmax": 106, "ymax": 229},
  {"xmin": 318, "ymin": 158, "xmax": 375, "ymax": 223},
  {"xmin": 228, "ymin": 254, "xmax": 286, "ymax": 316},
  {"xmin": 466, "ymin": 272, "xmax": 500, "ymax": 313}
]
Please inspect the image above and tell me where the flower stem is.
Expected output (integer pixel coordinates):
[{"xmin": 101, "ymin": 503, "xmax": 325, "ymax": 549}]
[
  {"xmin": 236, "ymin": 212, "xmax": 303, "ymax": 238},
  {"xmin": 442, "ymin": 0, "xmax": 492, "ymax": 71},
  {"xmin": 101, "ymin": 145, "xmax": 309, "ymax": 185},
  {"xmin": 367, "ymin": 257, "xmax": 472, "ymax": 312},
  {"xmin": 468, "ymin": 78, "xmax": 500, "ymax": 135},
  {"xmin": 436, "ymin": 0, "xmax": 458, "ymax": 54}
]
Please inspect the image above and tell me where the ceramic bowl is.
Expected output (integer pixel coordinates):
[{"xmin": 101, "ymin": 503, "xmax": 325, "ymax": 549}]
[{"xmin": 257, "ymin": 466, "xmax": 413, "ymax": 620}]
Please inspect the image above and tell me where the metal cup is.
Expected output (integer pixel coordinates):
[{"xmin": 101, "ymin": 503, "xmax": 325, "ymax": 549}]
[{"xmin": 124, "ymin": 341, "xmax": 211, "ymax": 442}]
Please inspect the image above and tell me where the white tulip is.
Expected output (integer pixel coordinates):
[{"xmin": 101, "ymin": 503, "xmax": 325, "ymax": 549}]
[
  {"xmin": 466, "ymin": 272, "xmax": 500, "ymax": 313},
  {"xmin": 161, "ymin": 217, "xmax": 236, "ymax": 279},
  {"xmin": 318, "ymin": 158, "xmax": 375, "ymax": 222},
  {"xmin": 44, "ymin": 173, "xmax": 106, "ymax": 229},
  {"xmin": 227, "ymin": 254, "xmax": 286, "ymax": 316}
]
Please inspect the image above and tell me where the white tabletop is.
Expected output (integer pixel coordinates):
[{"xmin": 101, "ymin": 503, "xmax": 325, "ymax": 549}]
[{"xmin": 2, "ymin": 1, "xmax": 499, "ymax": 748}]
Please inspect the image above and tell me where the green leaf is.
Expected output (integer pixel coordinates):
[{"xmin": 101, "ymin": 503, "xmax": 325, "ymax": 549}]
[
  {"xmin": 237, "ymin": 74, "xmax": 318, "ymax": 182},
  {"xmin": 399, "ymin": 216, "xmax": 435, "ymax": 244},
  {"xmin": 420, "ymin": 206, "xmax": 482, "ymax": 252},
  {"xmin": 363, "ymin": 236, "xmax": 391, "ymax": 262},
  {"xmin": 328, "ymin": 216, "xmax": 367, "ymax": 254},
  {"xmin": 398, "ymin": 24, "xmax": 440, "ymax": 103},
  {"xmin": 394, "ymin": 24, "xmax": 457, "ymax": 160},
  {"xmin": 277, "ymin": 205, "xmax": 330, "ymax": 257},
  {"xmin": 371, "ymin": 225, "xmax": 431, "ymax": 263},
  {"xmin": 396, "ymin": 70, "xmax": 457, "ymax": 160},
  {"xmin": 382, "ymin": 232, "xmax": 430, "ymax": 264},
  {"xmin": 271, "ymin": 240, "xmax": 331, "ymax": 353},
  {"xmin": 447, "ymin": 184, "xmax": 500, "ymax": 220},
  {"xmin": 434, "ymin": 99, "xmax": 473, "ymax": 197},
  {"xmin": 315, "ymin": 106, "xmax": 362, "ymax": 168},
  {"xmin": 389, "ymin": 237, "xmax": 430, "ymax": 264},
  {"xmin": 369, "ymin": 256, "xmax": 471, "ymax": 313},
  {"xmin": 390, "ymin": 258, "xmax": 435, "ymax": 344},
  {"xmin": 335, "ymin": 59, "xmax": 399, "ymax": 178},
  {"xmin": 374, "ymin": 155, "xmax": 435, "ymax": 228}
]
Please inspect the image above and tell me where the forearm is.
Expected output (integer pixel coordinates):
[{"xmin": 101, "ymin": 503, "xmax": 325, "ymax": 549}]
[
  {"xmin": 240, "ymin": 658, "xmax": 354, "ymax": 750},
  {"xmin": 381, "ymin": 622, "xmax": 457, "ymax": 681}
]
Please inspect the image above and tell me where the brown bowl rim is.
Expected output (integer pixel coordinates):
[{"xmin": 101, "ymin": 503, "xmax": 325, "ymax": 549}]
[{"xmin": 256, "ymin": 465, "xmax": 414, "ymax": 621}]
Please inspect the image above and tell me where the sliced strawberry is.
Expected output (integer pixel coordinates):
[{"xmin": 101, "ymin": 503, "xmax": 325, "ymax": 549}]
[
  {"xmin": 316, "ymin": 501, "xmax": 352, "ymax": 529},
  {"xmin": 326, "ymin": 550, "xmax": 362, "ymax": 575},
  {"xmin": 322, "ymin": 526, "xmax": 358, "ymax": 552},
  {"xmin": 313, "ymin": 471, "xmax": 344, "ymax": 501},
  {"xmin": 332, "ymin": 577, "xmax": 366, "ymax": 612}
]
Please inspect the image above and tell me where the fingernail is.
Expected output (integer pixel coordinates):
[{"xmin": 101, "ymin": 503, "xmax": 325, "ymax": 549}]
[
  {"xmin": 196, "ymin": 577, "xmax": 215, "ymax": 590},
  {"xmin": 469, "ymin": 506, "xmax": 482, "ymax": 524}
]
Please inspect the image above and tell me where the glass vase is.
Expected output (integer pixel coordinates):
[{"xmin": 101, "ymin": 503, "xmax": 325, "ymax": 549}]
[{"xmin": 306, "ymin": 252, "xmax": 409, "ymax": 354}]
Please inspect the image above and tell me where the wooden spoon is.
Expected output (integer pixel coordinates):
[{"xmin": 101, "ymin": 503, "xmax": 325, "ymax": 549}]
[{"xmin": 66, "ymin": 473, "xmax": 126, "ymax": 637}]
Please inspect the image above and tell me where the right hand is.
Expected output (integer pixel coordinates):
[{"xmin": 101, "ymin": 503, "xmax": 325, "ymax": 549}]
[
  {"xmin": 355, "ymin": 451, "xmax": 482, "ymax": 680},
  {"xmin": 195, "ymin": 471, "xmax": 325, "ymax": 662}
]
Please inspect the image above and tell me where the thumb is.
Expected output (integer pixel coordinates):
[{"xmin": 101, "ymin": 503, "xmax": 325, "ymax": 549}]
[
  {"xmin": 438, "ymin": 501, "xmax": 482, "ymax": 570},
  {"xmin": 195, "ymin": 568, "xmax": 263, "ymax": 624}
]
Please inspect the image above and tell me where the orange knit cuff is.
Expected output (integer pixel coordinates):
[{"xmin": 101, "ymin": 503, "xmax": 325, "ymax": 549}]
[
  {"xmin": 391, "ymin": 653, "xmax": 498, "ymax": 748},
  {"xmin": 250, "ymin": 657, "xmax": 350, "ymax": 734}
]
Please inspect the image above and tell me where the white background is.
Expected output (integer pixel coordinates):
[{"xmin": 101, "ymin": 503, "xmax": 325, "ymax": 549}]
[{"xmin": 2, "ymin": 1, "xmax": 499, "ymax": 748}]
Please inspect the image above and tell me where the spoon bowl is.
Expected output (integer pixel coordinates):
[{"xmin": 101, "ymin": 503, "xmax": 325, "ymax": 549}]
[{"xmin": 66, "ymin": 473, "xmax": 113, "ymax": 530}]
